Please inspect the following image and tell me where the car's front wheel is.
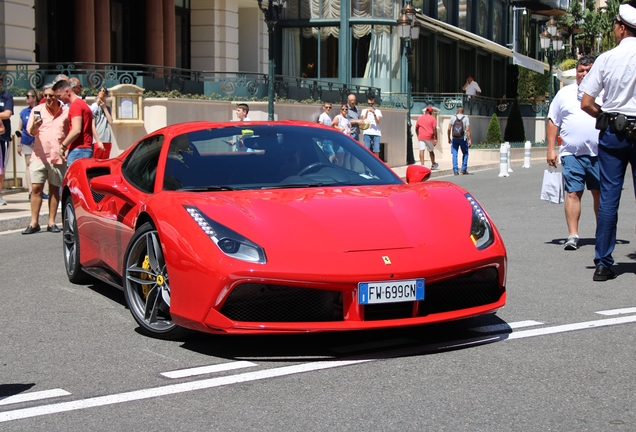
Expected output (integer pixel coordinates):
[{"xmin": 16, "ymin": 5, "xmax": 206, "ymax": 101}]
[{"xmin": 123, "ymin": 222, "xmax": 188, "ymax": 340}]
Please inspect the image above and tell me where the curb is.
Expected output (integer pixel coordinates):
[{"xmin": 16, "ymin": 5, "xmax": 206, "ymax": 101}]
[{"xmin": 0, "ymin": 212, "xmax": 62, "ymax": 233}]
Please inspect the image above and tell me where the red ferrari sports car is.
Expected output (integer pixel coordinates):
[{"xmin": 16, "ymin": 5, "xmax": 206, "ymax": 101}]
[{"xmin": 62, "ymin": 120, "xmax": 506, "ymax": 339}]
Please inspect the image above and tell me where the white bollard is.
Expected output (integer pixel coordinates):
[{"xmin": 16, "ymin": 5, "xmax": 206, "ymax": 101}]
[
  {"xmin": 498, "ymin": 143, "xmax": 509, "ymax": 177},
  {"xmin": 506, "ymin": 142, "xmax": 513, "ymax": 173},
  {"xmin": 522, "ymin": 140, "xmax": 532, "ymax": 168}
]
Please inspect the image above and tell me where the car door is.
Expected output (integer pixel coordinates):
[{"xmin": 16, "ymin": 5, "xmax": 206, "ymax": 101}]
[{"xmin": 95, "ymin": 135, "xmax": 165, "ymax": 274}]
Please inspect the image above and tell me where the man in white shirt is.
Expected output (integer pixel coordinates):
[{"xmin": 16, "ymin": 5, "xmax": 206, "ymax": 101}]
[
  {"xmin": 318, "ymin": 102, "xmax": 335, "ymax": 161},
  {"xmin": 580, "ymin": 1, "xmax": 636, "ymax": 281},
  {"xmin": 547, "ymin": 55, "xmax": 600, "ymax": 251},
  {"xmin": 361, "ymin": 96, "xmax": 382, "ymax": 158},
  {"xmin": 462, "ymin": 76, "xmax": 481, "ymax": 96}
]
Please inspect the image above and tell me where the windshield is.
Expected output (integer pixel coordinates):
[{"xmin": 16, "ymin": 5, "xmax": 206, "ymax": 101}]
[{"xmin": 163, "ymin": 124, "xmax": 402, "ymax": 191}]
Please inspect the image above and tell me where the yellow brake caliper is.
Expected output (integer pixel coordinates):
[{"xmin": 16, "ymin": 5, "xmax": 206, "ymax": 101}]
[{"xmin": 141, "ymin": 255, "xmax": 153, "ymax": 298}]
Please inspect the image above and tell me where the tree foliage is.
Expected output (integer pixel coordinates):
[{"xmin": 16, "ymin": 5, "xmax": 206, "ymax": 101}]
[
  {"xmin": 516, "ymin": 67, "xmax": 548, "ymax": 100},
  {"xmin": 504, "ymin": 100, "xmax": 526, "ymax": 143},
  {"xmin": 486, "ymin": 114, "xmax": 502, "ymax": 144},
  {"xmin": 561, "ymin": 0, "xmax": 621, "ymax": 55}
]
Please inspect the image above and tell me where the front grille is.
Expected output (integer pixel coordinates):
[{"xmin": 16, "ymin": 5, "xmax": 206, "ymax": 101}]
[
  {"xmin": 364, "ymin": 267, "xmax": 501, "ymax": 321},
  {"xmin": 417, "ymin": 267, "xmax": 501, "ymax": 316},
  {"xmin": 220, "ymin": 284, "xmax": 343, "ymax": 322}
]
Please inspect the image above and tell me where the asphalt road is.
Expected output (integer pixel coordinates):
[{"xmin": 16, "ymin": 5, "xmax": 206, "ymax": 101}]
[{"xmin": 2, "ymin": 166, "xmax": 636, "ymax": 431}]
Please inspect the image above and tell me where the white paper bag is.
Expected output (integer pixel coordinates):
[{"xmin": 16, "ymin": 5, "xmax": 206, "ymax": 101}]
[{"xmin": 541, "ymin": 169, "xmax": 564, "ymax": 204}]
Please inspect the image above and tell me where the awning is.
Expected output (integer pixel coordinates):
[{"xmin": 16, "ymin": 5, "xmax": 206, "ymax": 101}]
[
  {"xmin": 417, "ymin": 14, "xmax": 513, "ymax": 58},
  {"xmin": 417, "ymin": 14, "xmax": 549, "ymax": 74},
  {"xmin": 513, "ymin": 52, "xmax": 548, "ymax": 74}
]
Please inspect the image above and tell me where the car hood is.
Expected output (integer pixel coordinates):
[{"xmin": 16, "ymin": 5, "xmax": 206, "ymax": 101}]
[{"xmin": 170, "ymin": 182, "xmax": 472, "ymax": 253}]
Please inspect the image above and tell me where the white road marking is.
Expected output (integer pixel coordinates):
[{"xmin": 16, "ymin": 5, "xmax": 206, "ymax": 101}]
[
  {"xmin": 595, "ymin": 307, "xmax": 636, "ymax": 316},
  {"xmin": 4, "ymin": 314, "xmax": 636, "ymax": 423},
  {"xmin": 161, "ymin": 361, "xmax": 257, "ymax": 379},
  {"xmin": 0, "ymin": 359, "xmax": 370, "ymax": 423},
  {"xmin": 470, "ymin": 320, "xmax": 544, "ymax": 333},
  {"xmin": 0, "ymin": 389, "xmax": 71, "ymax": 407},
  {"xmin": 506, "ymin": 315, "xmax": 636, "ymax": 339}
]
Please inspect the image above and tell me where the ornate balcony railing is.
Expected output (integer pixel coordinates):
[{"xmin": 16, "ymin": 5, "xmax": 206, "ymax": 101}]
[
  {"xmin": 0, "ymin": 63, "xmax": 382, "ymax": 103},
  {"xmin": 0, "ymin": 62, "xmax": 548, "ymax": 118},
  {"xmin": 382, "ymin": 92, "xmax": 550, "ymax": 118}
]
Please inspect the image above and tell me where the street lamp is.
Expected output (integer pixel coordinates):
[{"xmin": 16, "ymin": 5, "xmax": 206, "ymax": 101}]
[
  {"xmin": 257, "ymin": 0, "xmax": 286, "ymax": 121},
  {"xmin": 539, "ymin": 18, "xmax": 564, "ymax": 102},
  {"xmin": 398, "ymin": 1, "xmax": 420, "ymax": 165},
  {"xmin": 511, "ymin": 6, "xmax": 527, "ymax": 53}
]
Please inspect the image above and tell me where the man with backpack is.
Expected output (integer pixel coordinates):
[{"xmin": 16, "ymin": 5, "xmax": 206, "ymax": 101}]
[{"xmin": 447, "ymin": 106, "xmax": 471, "ymax": 175}]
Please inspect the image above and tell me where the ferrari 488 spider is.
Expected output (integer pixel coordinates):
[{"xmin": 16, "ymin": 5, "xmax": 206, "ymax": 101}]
[{"xmin": 61, "ymin": 120, "xmax": 506, "ymax": 339}]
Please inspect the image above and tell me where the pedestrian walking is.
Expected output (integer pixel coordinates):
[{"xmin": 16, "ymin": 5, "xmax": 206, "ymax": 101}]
[
  {"xmin": 0, "ymin": 79, "xmax": 14, "ymax": 206},
  {"xmin": 90, "ymin": 86, "xmax": 113, "ymax": 159},
  {"xmin": 415, "ymin": 106, "xmax": 438, "ymax": 169},
  {"xmin": 360, "ymin": 96, "xmax": 382, "ymax": 158},
  {"xmin": 18, "ymin": 90, "xmax": 38, "ymax": 197},
  {"xmin": 23, "ymin": 86, "xmax": 68, "ymax": 234},
  {"xmin": 580, "ymin": 1, "xmax": 636, "ymax": 281},
  {"xmin": 547, "ymin": 55, "xmax": 601, "ymax": 251},
  {"xmin": 447, "ymin": 106, "xmax": 471, "ymax": 175}
]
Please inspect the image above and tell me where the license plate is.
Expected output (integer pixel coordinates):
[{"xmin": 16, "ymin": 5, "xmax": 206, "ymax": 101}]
[{"xmin": 358, "ymin": 279, "xmax": 424, "ymax": 305}]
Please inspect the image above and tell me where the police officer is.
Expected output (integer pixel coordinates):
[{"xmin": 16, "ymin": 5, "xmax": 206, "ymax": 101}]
[{"xmin": 580, "ymin": 1, "xmax": 636, "ymax": 281}]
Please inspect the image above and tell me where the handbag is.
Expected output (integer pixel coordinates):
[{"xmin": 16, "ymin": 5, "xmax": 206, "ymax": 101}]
[{"xmin": 540, "ymin": 168, "xmax": 564, "ymax": 204}]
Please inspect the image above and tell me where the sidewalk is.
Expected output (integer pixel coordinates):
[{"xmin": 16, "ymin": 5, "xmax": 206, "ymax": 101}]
[
  {"xmin": 0, "ymin": 157, "xmax": 537, "ymax": 233},
  {"xmin": 0, "ymin": 190, "xmax": 62, "ymax": 233}
]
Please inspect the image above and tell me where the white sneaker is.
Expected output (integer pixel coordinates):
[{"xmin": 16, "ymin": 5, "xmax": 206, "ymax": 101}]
[
  {"xmin": 0, "ymin": 196, "xmax": 7, "ymax": 206},
  {"xmin": 564, "ymin": 235, "xmax": 579, "ymax": 250}
]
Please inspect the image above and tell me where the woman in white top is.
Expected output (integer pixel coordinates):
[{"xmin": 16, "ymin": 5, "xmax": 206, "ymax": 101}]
[{"xmin": 332, "ymin": 103, "xmax": 353, "ymax": 168}]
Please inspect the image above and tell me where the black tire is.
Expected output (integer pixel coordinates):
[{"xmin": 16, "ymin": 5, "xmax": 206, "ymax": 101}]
[
  {"xmin": 123, "ymin": 222, "xmax": 188, "ymax": 340},
  {"xmin": 63, "ymin": 196, "xmax": 90, "ymax": 284}
]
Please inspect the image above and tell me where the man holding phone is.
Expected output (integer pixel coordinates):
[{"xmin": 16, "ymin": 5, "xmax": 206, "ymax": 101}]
[{"xmin": 23, "ymin": 85, "xmax": 68, "ymax": 234}]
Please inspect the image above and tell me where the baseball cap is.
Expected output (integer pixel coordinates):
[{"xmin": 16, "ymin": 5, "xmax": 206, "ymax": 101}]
[{"xmin": 425, "ymin": 106, "xmax": 434, "ymax": 113}]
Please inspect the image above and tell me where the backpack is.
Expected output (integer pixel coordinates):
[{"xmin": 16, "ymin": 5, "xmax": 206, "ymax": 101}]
[{"xmin": 452, "ymin": 115, "xmax": 464, "ymax": 138}]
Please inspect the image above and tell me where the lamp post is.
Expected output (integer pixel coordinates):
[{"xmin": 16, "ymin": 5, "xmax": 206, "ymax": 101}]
[
  {"xmin": 511, "ymin": 6, "xmax": 527, "ymax": 53},
  {"xmin": 257, "ymin": 0, "xmax": 286, "ymax": 121},
  {"xmin": 398, "ymin": 1, "xmax": 420, "ymax": 165},
  {"xmin": 539, "ymin": 17, "xmax": 564, "ymax": 102}
]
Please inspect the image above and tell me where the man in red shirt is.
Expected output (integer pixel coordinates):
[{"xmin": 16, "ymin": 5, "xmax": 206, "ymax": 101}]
[
  {"xmin": 54, "ymin": 79, "xmax": 103, "ymax": 165},
  {"xmin": 415, "ymin": 106, "xmax": 438, "ymax": 169}
]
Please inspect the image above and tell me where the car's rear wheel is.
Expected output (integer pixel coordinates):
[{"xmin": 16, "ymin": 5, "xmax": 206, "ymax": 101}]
[
  {"xmin": 123, "ymin": 222, "xmax": 188, "ymax": 340},
  {"xmin": 63, "ymin": 197, "xmax": 90, "ymax": 284}
]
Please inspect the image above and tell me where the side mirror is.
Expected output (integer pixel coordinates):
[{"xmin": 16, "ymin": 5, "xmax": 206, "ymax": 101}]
[
  {"xmin": 90, "ymin": 174, "xmax": 135, "ymax": 203},
  {"xmin": 405, "ymin": 165, "xmax": 431, "ymax": 183}
]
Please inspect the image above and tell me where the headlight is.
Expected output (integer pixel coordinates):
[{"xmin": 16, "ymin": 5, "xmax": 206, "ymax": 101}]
[
  {"xmin": 465, "ymin": 194, "xmax": 494, "ymax": 250},
  {"xmin": 185, "ymin": 206, "xmax": 267, "ymax": 264}
]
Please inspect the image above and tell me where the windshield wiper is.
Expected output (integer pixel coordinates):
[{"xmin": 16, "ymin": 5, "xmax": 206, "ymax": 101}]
[
  {"xmin": 177, "ymin": 185, "xmax": 236, "ymax": 191},
  {"xmin": 261, "ymin": 182, "xmax": 326, "ymax": 189}
]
